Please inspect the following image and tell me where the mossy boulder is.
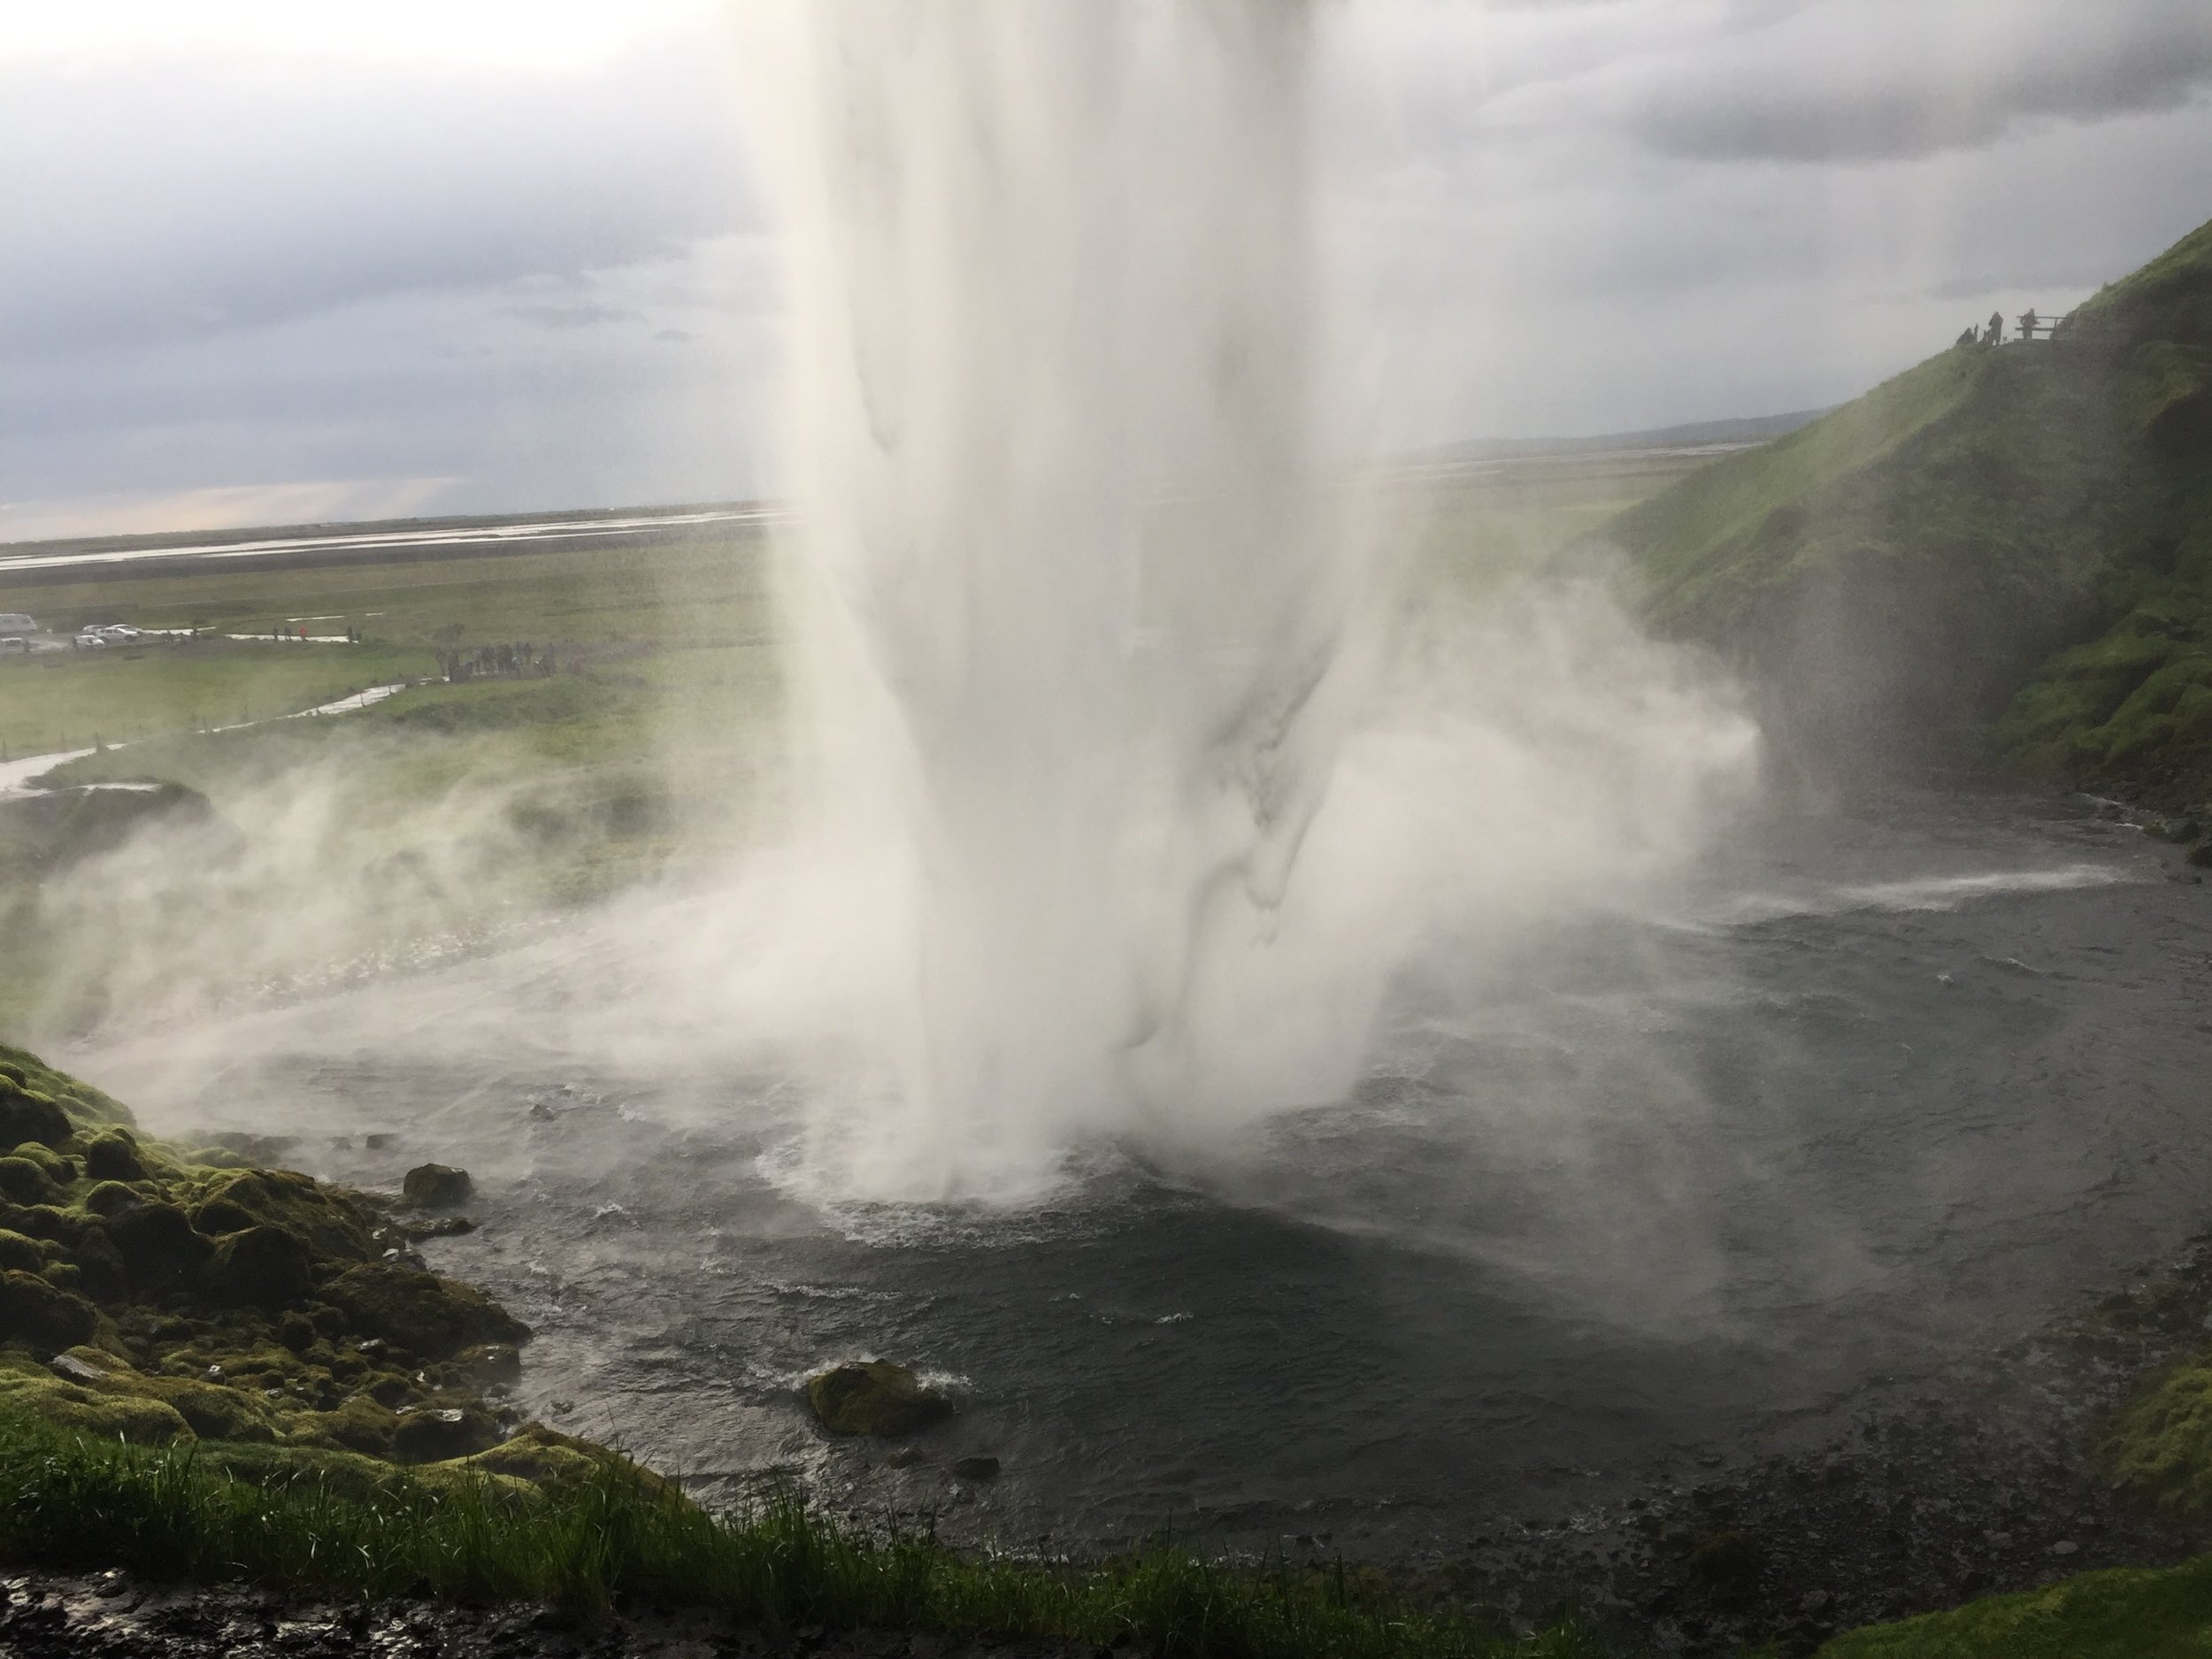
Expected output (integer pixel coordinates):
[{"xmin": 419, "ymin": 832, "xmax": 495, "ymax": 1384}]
[
  {"xmin": 0, "ymin": 1085, "xmax": 72, "ymax": 1152},
  {"xmin": 323, "ymin": 1263, "xmax": 529, "ymax": 1359},
  {"xmin": 307, "ymin": 1394, "xmax": 403, "ymax": 1456},
  {"xmin": 147, "ymin": 1378, "xmax": 278, "ymax": 1442},
  {"xmin": 0, "ymin": 1157, "xmax": 58, "ymax": 1207},
  {"xmin": 199, "ymin": 1225, "xmax": 313, "ymax": 1309},
  {"xmin": 806, "ymin": 1360, "xmax": 953, "ymax": 1437},
  {"xmin": 68, "ymin": 1227, "xmax": 128, "ymax": 1304},
  {"xmin": 0, "ymin": 1231, "xmax": 49, "ymax": 1274},
  {"xmin": 392, "ymin": 1404, "xmax": 501, "ymax": 1463},
  {"xmin": 102, "ymin": 1202, "xmax": 211, "ymax": 1295},
  {"xmin": 403, "ymin": 1164, "xmax": 474, "ymax": 1210},
  {"xmin": 83, "ymin": 1132, "xmax": 149, "ymax": 1183},
  {"xmin": 9, "ymin": 1144, "xmax": 75, "ymax": 1183},
  {"xmin": 454, "ymin": 1424, "xmax": 674, "ymax": 1498},
  {"xmin": 82, "ymin": 1181, "xmax": 141, "ymax": 1217},
  {"xmin": 194, "ymin": 1170, "xmax": 379, "ymax": 1263},
  {"xmin": 449, "ymin": 1342, "xmax": 523, "ymax": 1389},
  {"xmin": 0, "ymin": 1270, "xmax": 100, "ymax": 1351}
]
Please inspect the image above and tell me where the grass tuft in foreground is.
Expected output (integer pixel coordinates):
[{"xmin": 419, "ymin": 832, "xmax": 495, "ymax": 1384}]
[{"xmin": 0, "ymin": 1409, "xmax": 1602, "ymax": 1658}]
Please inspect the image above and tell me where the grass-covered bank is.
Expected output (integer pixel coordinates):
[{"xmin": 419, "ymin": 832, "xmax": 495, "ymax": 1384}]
[
  {"xmin": 1609, "ymin": 213, "xmax": 2212, "ymax": 803},
  {"xmin": 0, "ymin": 1410, "xmax": 1603, "ymax": 1659}
]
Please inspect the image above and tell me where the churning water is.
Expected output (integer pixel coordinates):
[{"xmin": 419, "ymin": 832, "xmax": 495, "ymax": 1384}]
[{"xmin": 70, "ymin": 787, "xmax": 2212, "ymax": 1555}]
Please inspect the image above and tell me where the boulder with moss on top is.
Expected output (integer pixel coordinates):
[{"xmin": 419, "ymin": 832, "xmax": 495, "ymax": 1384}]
[{"xmin": 807, "ymin": 1359, "xmax": 954, "ymax": 1437}]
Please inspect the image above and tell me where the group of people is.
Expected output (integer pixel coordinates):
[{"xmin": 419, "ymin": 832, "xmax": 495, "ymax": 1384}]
[{"xmin": 1955, "ymin": 307, "xmax": 2055, "ymax": 349}]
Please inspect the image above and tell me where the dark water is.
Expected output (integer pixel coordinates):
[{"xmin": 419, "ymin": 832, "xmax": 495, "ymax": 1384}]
[{"xmin": 73, "ymin": 789, "xmax": 2212, "ymax": 1558}]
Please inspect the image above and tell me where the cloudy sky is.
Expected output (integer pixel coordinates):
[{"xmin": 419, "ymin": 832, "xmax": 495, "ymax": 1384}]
[{"xmin": 3, "ymin": 0, "xmax": 2209, "ymax": 540}]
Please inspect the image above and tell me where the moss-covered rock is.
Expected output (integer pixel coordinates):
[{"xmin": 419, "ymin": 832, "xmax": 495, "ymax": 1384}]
[
  {"xmin": 146, "ymin": 1378, "xmax": 278, "ymax": 1443},
  {"xmin": 403, "ymin": 1163, "xmax": 474, "ymax": 1210},
  {"xmin": 9, "ymin": 1144, "xmax": 76, "ymax": 1184},
  {"xmin": 0, "ymin": 1157, "xmax": 58, "ymax": 1207},
  {"xmin": 806, "ymin": 1360, "xmax": 954, "ymax": 1437},
  {"xmin": 83, "ymin": 1132, "xmax": 149, "ymax": 1183},
  {"xmin": 0, "ymin": 1086, "xmax": 72, "ymax": 1152},
  {"xmin": 2105, "ymin": 1348, "xmax": 2212, "ymax": 1512},
  {"xmin": 102, "ymin": 1202, "xmax": 211, "ymax": 1296},
  {"xmin": 448, "ymin": 1342, "xmax": 522, "ymax": 1389},
  {"xmin": 323, "ymin": 1263, "xmax": 529, "ymax": 1359},
  {"xmin": 0, "ymin": 1269, "xmax": 99, "ymax": 1351},
  {"xmin": 200, "ymin": 1225, "xmax": 312, "ymax": 1309},
  {"xmin": 82, "ymin": 1181, "xmax": 140, "ymax": 1217},
  {"xmin": 392, "ymin": 1404, "xmax": 501, "ymax": 1463},
  {"xmin": 305, "ymin": 1394, "xmax": 402, "ymax": 1456},
  {"xmin": 193, "ymin": 1169, "xmax": 380, "ymax": 1263},
  {"xmin": 0, "ymin": 1047, "xmax": 594, "ymax": 1494},
  {"xmin": 0, "ymin": 1231, "xmax": 49, "ymax": 1274}
]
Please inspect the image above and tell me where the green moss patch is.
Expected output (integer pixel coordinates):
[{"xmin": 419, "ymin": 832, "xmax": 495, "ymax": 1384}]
[
  {"xmin": 1817, "ymin": 1553, "xmax": 2212, "ymax": 1657},
  {"xmin": 0, "ymin": 1045, "xmax": 572, "ymax": 1501}
]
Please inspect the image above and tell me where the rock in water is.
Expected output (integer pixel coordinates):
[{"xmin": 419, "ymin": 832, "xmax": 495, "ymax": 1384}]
[
  {"xmin": 402, "ymin": 1164, "xmax": 473, "ymax": 1209},
  {"xmin": 806, "ymin": 1360, "xmax": 953, "ymax": 1437},
  {"xmin": 951, "ymin": 1455, "xmax": 1001, "ymax": 1481}
]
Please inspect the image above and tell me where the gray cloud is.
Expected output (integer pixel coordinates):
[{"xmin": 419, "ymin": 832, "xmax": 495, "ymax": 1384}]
[
  {"xmin": 1622, "ymin": 0, "xmax": 2212, "ymax": 163},
  {"xmin": 0, "ymin": 25, "xmax": 756, "ymax": 357}
]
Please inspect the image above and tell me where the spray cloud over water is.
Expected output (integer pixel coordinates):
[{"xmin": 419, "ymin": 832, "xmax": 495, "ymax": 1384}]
[{"xmin": 745, "ymin": 2, "xmax": 1763, "ymax": 1206}]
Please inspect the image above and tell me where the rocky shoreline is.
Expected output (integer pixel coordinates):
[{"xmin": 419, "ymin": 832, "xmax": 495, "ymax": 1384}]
[
  {"xmin": 1426, "ymin": 1225, "xmax": 2212, "ymax": 1654},
  {"xmin": 0, "ymin": 1571, "xmax": 1093, "ymax": 1658}
]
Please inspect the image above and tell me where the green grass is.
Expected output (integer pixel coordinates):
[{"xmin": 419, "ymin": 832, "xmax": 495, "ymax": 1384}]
[
  {"xmin": 0, "ymin": 641, "xmax": 437, "ymax": 759},
  {"xmin": 1608, "ymin": 211, "xmax": 2212, "ymax": 796},
  {"xmin": 1815, "ymin": 1555, "xmax": 2212, "ymax": 1658},
  {"xmin": 0, "ymin": 1409, "xmax": 1603, "ymax": 1658}
]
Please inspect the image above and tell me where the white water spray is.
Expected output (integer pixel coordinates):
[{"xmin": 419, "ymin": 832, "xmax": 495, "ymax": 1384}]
[{"xmin": 753, "ymin": 2, "xmax": 1759, "ymax": 1204}]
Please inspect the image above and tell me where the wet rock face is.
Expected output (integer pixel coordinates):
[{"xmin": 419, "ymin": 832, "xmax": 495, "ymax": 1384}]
[
  {"xmin": 807, "ymin": 1361, "xmax": 954, "ymax": 1438},
  {"xmin": 403, "ymin": 1164, "xmax": 474, "ymax": 1210}
]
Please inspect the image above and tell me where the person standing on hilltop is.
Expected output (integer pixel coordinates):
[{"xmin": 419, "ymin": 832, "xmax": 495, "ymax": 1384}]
[{"xmin": 1986, "ymin": 309, "xmax": 2004, "ymax": 344}]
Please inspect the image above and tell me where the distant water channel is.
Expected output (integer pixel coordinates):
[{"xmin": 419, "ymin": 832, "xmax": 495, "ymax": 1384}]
[{"xmin": 73, "ymin": 788, "xmax": 2212, "ymax": 1558}]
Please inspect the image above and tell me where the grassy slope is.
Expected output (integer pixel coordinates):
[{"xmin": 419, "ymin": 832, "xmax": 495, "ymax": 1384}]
[
  {"xmin": 1609, "ymin": 215, "xmax": 2212, "ymax": 799},
  {"xmin": 1816, "ymin": 1555, "xmax": 2212, "ymax": 1659}
]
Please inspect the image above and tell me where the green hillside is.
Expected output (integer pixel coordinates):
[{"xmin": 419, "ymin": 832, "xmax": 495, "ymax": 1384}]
[{"xmin": 1609, "ymin": 216, "xmax": 2212, "ymax": 802}]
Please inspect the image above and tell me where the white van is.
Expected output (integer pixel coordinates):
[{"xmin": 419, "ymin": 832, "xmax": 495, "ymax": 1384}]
[{"xmin": 0, "ymin": 613, "xmax": 35, "ymax": 635}]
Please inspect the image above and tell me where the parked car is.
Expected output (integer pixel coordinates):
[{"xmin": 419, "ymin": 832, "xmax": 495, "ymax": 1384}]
[
  {"xmin": 0, "ymin": 613, "xmax": 35, "ymax": 635},
  {"xmin": 85, "ymin": 623, "xmax": 141, "ymax": 639},
  {"xmin": 73, "ymin": 632, "xmax": 110, "ymax": 649},
  {"xmin": 0, "ymin": 636, "xmax": 27, "ymax": 657}
]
